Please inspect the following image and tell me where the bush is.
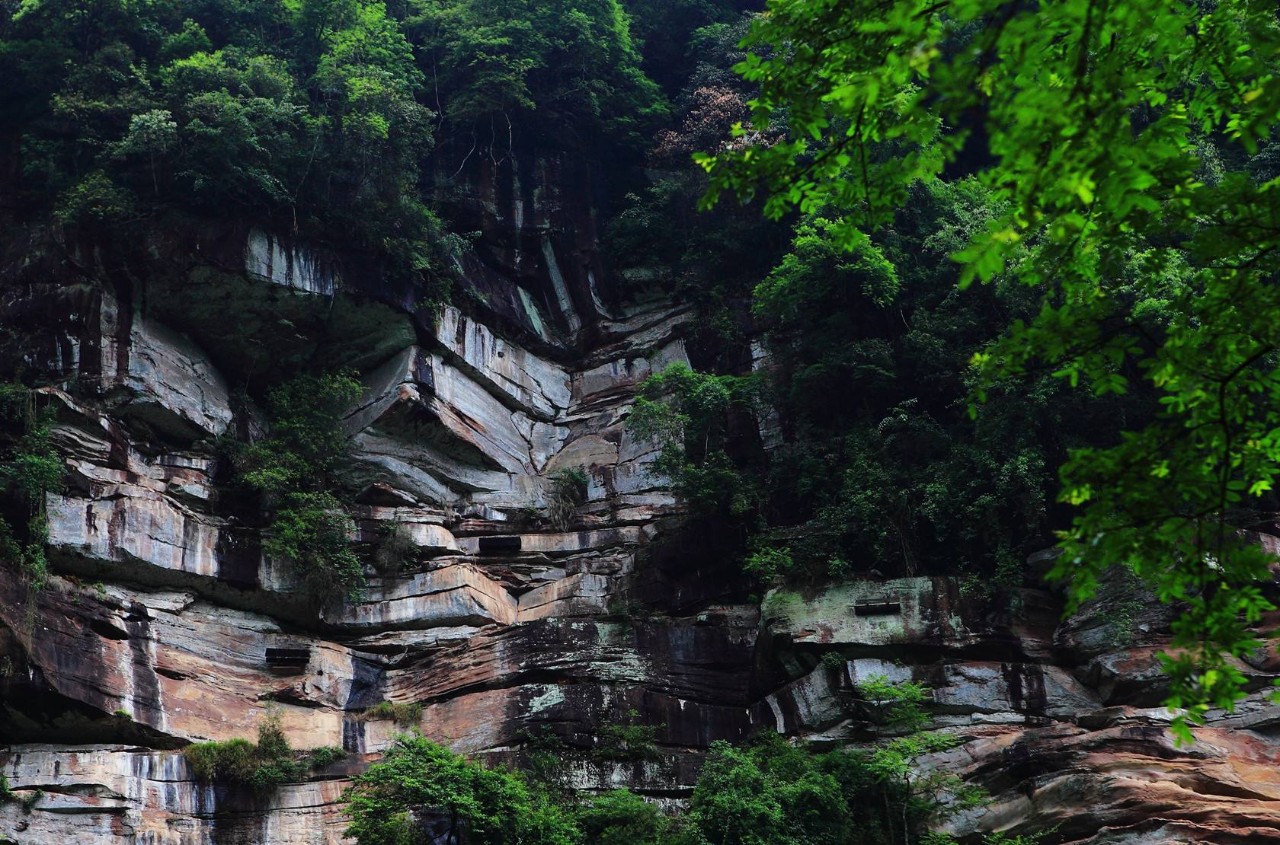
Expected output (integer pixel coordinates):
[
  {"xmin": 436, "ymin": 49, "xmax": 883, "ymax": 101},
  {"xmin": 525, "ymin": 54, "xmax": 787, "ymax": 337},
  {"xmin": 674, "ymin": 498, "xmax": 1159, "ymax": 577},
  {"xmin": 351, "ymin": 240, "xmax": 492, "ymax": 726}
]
[
  {"xmin": 547, "ymin": 467, "xmax": 588, "ymax": 530},
  {"xmin": 361, "ymin": 701, "xmax": 423, "ymax": 726},
  {"xmin": 628, "ymin": 363, "xmax": 762, "ymax": 515},
  {"xmin": 374, "ymin": 524, "xmax": 417, "ymax": 575},
  {"xmin": 263, "ymin": 492, "xmax": 363, "ymax": 603},
  {"xmin": 688, "ymin": 735, "xmax": 849, "ymax": 845},
  {"xmin": 344, "ymin": 735, "xmax": 578, "ymax": 845},
  {"xmin": 743, "ymin": 547, "xmax": 794, "ymax": 583},
  {"xmin": 233, "ymin": 373, "xmax": 366, "ymax": 605},
  {"xmin": 185, "ymin": 738, "xmax": 259, "ymax": 783},
  {"xmin": 307, "ymin": 746, "xmax": 348, "ymax": 769},
  {"xmin": 593, "ymin": 710, "xmax": 661, "ymax": 763},
  {"xmin": 184, "ymin": 713, "xmax": 338, "ymax": 794},
  {"xmin": 0, "ymin": 384, "xmax": 64, "ymax": 595},
  {"xmin": 575, "ymin": 790, "xmax": 672, "ymax": 845}
]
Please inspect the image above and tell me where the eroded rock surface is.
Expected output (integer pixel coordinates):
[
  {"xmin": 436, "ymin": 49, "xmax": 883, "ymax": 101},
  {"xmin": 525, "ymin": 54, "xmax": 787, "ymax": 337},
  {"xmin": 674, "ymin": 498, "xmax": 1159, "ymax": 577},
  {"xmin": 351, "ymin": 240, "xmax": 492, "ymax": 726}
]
[
  {"xmin": 5, "ymin": 219, "xmax": 1280, "ymax": 845},
  {"xmin": 0, "ymin": 221, "xmax": 732, "ymax": 843}
]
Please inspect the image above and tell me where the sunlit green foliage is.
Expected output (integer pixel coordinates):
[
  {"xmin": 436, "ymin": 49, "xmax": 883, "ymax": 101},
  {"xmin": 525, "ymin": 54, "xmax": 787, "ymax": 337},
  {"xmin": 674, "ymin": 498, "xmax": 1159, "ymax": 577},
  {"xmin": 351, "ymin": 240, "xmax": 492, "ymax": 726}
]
[
  {"xmin": 575, "ymin": 789, "xmax": 673, "ymax": 845},
  {"xmin": 854, "ymin": 676, "xmax": 982, "ymax": 832},
  {"xmin": 688, "ymin": 735, "xmax": 850, "ymax": 845},
  {"xmin": 684, "ymin": 716, "xmax": 972, "ymax": 845},
  {"xmin": 344, "ymin": 735, "xmax": 578, "ymax": 845},
  {"xmin": 339, "ymin": 692, "xmax": 981, "ymax": 845},
  {"xmin": 701, "ymin": 0, "xmax": 1280, "ymax": 726}
]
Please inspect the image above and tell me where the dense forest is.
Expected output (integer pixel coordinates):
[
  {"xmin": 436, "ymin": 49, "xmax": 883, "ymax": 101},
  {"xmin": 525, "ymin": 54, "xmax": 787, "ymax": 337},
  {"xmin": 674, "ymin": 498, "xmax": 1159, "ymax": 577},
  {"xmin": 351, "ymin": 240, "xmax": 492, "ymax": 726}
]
[
  {"xmin": 0, "ymin": 0, "xmax": 1108, "ymax": 613},
  {"xmin": 3, "ymin": 1, "xmax": 1280, "ymax": 843}
]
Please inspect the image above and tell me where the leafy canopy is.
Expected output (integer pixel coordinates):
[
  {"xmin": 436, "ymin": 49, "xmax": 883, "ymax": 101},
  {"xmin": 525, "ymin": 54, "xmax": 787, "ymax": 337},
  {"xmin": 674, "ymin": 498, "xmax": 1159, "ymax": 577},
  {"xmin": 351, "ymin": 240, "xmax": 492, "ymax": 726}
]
[
  {"xmin": 2, "ymin": 0, "xmax": 441, "ymax": 276},
  {"xmin": 702, "ymin": 0, "xmax": 1280, "ymax": 732},
  {"xmin": 343, "ymin": 734, "xmax": 577, "ymax": 845},
  {"xmin": 405, "ymin": 0, "xmax": 665, "ymax": 144}
]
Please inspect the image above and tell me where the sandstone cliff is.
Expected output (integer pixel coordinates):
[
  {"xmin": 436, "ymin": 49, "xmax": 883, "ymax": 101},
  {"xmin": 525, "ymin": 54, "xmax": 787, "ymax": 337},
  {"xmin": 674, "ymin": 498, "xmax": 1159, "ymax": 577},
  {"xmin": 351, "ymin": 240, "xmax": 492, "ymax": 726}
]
[{"xmin": 3, "ymin": 150, "xmax": 1280, "ymax": 845}]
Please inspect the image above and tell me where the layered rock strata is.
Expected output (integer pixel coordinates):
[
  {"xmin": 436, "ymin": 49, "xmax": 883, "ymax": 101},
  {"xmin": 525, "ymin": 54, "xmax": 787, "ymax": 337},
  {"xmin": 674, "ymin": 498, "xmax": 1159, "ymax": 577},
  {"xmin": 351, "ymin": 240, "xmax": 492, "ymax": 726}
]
[{"xmin": 3, "ymin": 212, "xmax": 1280, "ymax": 845}]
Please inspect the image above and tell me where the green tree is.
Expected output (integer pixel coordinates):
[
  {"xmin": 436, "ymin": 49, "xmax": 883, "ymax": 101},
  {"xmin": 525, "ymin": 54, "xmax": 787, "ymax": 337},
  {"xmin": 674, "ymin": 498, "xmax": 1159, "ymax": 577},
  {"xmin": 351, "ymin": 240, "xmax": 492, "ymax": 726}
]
[
  {"xmin": 853, "ymin": 677, "xmax": 980, "ymax": 845},
  {"xmin": 234, "ymin": 373, "xmax": 365, "ymax": 604},
  {"xmin": 2, "ymin": 0, "xmax": 446, "ymax": 279},
  {"xmin": 629, "ymin": 362, "xmax": 762, "ymax": 515},
  {"xmin": 688, "ymin": 736, "xmax": 848, "ymax": 845},
  {"xmin": 701, "ymin": 0, "xmax": 1280, "ymax": 732},
  {"xmin": 405, "ymin": 0, "xmax": 665, "ymax": 148},
  {"xmin": 575, "ymin": 790, "xmax": 672, "ymax": 845},
  {"xmin": 185, "ymin": 710, "xmax": 345, "ymax": 793},
  {"xmin": 343, "ymin": 735, "xmax": 578, "ymax": 845},
  {"xmin": 0, "ymin": 385, "xmax": 63, "ymax": 593},
  {"xmin": 684, "ymin": 724, "xmax": 967, "ymax": 845},
  {"xmin": 157, "ymin": 49, "xmax": 314, "ymax": 210}
]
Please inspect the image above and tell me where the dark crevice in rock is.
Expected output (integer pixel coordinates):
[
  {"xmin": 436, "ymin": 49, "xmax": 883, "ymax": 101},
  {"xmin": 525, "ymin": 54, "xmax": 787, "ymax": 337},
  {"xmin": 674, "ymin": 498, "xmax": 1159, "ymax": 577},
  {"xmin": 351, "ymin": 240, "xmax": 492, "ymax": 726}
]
[
  {"xmin": 0, "ymin": 679, "xmax": 185, "ymax": 750},
  {"xmin": 85, "ymin": 617, "xmax": 130, "ymax": 641}
]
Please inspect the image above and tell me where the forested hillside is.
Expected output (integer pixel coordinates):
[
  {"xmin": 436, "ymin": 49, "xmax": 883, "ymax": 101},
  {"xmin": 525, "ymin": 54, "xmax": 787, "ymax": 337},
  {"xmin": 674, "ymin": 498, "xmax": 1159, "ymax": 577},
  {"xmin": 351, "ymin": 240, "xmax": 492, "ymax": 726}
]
[
  {"xmin": 3, "ymin": 2, "xmax": 1280, "ymax": 844},
  {"xmin": 0, "ymin": 0, "xmax": 1098, "ymax": 603}
]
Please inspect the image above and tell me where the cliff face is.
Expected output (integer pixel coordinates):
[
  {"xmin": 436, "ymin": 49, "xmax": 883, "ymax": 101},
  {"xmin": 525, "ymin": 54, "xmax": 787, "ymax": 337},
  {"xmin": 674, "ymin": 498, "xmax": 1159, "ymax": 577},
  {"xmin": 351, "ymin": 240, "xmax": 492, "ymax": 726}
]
[{"xmin": 3, "ymin": 151, "xmax": 1280, "ymax": 845}]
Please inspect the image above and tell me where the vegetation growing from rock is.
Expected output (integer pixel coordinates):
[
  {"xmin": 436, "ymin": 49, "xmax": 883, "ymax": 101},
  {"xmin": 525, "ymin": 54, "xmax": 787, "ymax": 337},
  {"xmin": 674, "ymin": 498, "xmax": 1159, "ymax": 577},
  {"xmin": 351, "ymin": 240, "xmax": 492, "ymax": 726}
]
[
  {"xmin": 185, "ymin": 713, "xmax": 345, "ymax": 794},
  {"xmin": 344, "ymin": 677, "xmax": 975, "ymax": 845},
  {"xmin": 682, "ymin": 723, "xmax": 975, "ymax": 845},
  {"xmin": 373, "ymin": 524, "xmax": 418, "ymax": 575},
  {"xmin": 691, "ymin": 0, "xmax": 1280, "ymax": 728},
  {"xmin": 231, "ymin": 372, "xmax": 365, "ymax": 604},
  {"xmin": 345, "ymin": 731, "xmax": 955, "ymax": 845},
  {"xmin": 1, "ymin": 0, "xmax": 443, "ymax": 277},
  {"xmin": 361, "ymin": 700, "xmax": 424, "ymax": 726},
  {"xmin": 629, "ymin": 179, "xmax": 1089, "ymax": 587},
  {"xmin": 629, "ymin": 363, "xmax": 762, "ymax": 516},
  {"xmin": 591, "ymin": 708, "xmax": 661, "ymax": 763},
  {"xmin": 344, "ymin": 735, "xmax": 578, "ymax": 845},
  {"xmin": 6, "ymin": 0, "xmax": 1280, "ymax": 841},
  {"xmin": 574, "ymin": 789, "xmax": 673, "ymax": 845},
  {"xmin": 547, "ymin": 467, "xmax": 589, "ymax": 530},
  {"xmin": 0, "ymin": 385, "xmax": 63, "ymax": 595},
  {"xmin": 404, "ymin": 0, "xmax": 666, "ymax": 149}
]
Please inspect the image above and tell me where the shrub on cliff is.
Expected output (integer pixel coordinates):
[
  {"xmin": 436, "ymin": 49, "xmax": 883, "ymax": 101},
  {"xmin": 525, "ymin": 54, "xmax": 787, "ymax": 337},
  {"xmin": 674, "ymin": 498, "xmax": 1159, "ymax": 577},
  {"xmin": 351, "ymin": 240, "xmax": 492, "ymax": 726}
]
[
  {"xmin": 629, "ymin": 362, "xmax": 762, "ymax": 516},
  {"xmin": 0, "ymin": 384, "xmax": 63, "ymax": 594},
  {"xmin": 684, "ymin": 681, "xmax": 981, "ymax": 845},
  {"xmin": 686, "ymin": 735, "xmax": 853, "ymax": 845},
  {"xmin": 185, "ymin": 713, "xmax": 344, "ymax": 794},
  {"xmin": 230, "ymin": 372, "xmax": 365, "ymax": 605},
  {"xmin": 344, "ymin": 735, "xmax": 577, "ymax": 845}
]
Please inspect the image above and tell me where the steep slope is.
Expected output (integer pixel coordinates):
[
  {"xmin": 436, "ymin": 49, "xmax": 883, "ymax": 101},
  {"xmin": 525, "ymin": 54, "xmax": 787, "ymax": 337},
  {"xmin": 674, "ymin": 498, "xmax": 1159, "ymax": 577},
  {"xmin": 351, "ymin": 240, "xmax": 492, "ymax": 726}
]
[{"xmin": 3, "ymin": 148, "xmax": 1280, "ymax": 845}]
